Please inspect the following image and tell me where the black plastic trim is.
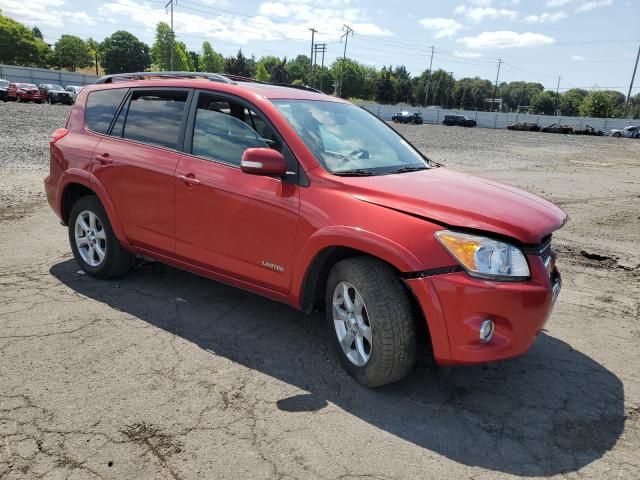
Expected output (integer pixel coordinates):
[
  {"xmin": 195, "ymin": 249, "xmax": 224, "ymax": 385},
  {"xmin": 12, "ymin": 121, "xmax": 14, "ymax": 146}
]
[{"xmin": 401, "ymin": 265, "xmax": 463, "ymax": 279}]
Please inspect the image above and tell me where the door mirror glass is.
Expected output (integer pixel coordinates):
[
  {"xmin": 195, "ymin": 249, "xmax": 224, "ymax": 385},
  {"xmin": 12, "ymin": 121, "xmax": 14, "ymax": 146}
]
[{"xmin": 241, "ymin": 148, "xmax": 287, "ymax": 177}]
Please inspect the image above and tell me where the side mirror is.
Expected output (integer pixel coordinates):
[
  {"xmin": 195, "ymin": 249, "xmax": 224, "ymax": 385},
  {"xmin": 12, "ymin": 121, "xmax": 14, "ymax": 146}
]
[{"xmin": 241, "ymin": 148, "xmax": 287, "ymax": 177}]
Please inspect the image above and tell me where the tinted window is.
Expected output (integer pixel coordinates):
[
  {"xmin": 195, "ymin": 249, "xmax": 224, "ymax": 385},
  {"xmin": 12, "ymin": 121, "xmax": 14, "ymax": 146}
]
[
  {"xmin": 86, "ymin": 88, "xmax": 128, "ymax": 134},
  {"xmin": 122, "ymin": 90, "xmax": 188, "ymax": 149},
  {"xmin": 191, "ymin": 96, "xmax": 269, "ymax": 166}
]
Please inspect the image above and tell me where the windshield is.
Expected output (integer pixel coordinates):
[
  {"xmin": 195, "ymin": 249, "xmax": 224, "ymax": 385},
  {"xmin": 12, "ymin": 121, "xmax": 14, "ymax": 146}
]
[
  {"xmin": 47, "ymin": 84, "xmax": 64, "ymax": 90},
  {"xmin": 0, "ymin": 80, "xmax": 8, "ymax": 87},
  {"xmin": 272, "ymin": 100, "xmax": 430, "ymax": 175},
  {"xmin": 18, "ymin": 83, "xmax": 36, "ymax": 88}
]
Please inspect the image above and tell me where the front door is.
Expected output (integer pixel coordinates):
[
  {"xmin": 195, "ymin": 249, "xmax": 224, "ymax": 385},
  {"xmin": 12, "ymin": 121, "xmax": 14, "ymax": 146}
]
[{"xmin": 174, "ymin": 92, "xmax": 300, "ymax": 293}]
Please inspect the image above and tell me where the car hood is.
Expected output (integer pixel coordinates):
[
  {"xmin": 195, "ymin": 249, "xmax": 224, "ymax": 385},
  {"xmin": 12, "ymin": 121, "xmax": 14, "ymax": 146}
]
[{"xmin": 338, "ymin": 167, "xmax": 567, "ymax": 244}]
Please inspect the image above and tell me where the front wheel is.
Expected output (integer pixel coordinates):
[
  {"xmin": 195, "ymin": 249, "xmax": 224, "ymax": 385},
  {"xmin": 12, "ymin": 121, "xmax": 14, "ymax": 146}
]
[
  {"xmin": 326, "ymin": 257, "xmax": 417, "ymax": 387},
  {"xmin": 613, "ymin": 132, "xmax": 622, "ymax": 138},
  {"xmin": 68, "ymin": 195, "xmax": 134, "ymax": 279}
]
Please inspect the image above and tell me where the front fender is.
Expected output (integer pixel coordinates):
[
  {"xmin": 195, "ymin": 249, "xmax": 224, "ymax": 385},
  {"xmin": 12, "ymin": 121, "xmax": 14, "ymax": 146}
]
[
  {"xmin": 290, "ymin": 225, "xmax": 424, "ymax": 308},
  {"xmin": 57, "ymin": 169, "xmax": 129, "ymax": 247}
]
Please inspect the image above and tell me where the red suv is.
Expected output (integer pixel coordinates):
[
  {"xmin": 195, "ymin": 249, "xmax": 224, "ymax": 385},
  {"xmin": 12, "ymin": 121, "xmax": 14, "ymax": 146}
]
[
  {"xmin": 7, "ymin": 82, "xmax": 43, "ymax": 103},
  {"xmin": 45, "ymin": 72, "xmax": 565, "ymax": 387}
]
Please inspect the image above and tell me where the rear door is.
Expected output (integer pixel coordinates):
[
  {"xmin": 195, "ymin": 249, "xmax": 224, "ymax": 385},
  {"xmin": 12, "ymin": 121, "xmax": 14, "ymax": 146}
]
[{"xmin": 91, "ymin": 87, "xmax": 192, "ymax": 254}]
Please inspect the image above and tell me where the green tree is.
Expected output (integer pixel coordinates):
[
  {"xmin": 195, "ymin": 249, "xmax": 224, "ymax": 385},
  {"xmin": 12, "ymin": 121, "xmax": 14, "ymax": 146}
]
[
  {"xmin": 201, "ymin": 41, "xmax": 224, "ymax": 72},
  {"xmin": 285, "ymin": 54, "xmax": 310, "ymax": 84},
  {"xmin": 224, "ymin": 50, "xmax": 253, "ymax": 77},
  {"xmin": 331, "ymin": 57, "xmax": 368, "ymax": 99},
  {"xmin": 100, "ymin": 31, "xmax": 150, "ymax": 74},
  {"xmin": 0, "ymin": 13, "xmax": 50, "ymax": 66},
  {"xmin": 151, "ymin": 22, "xmax": 190, "ymax": 71},
  {"xmin": 500, "ymin": 81, "xmax": 544, "ymax": 111},
  {"xmin": 559, "ymin": 88, "xmax": 588, "ymax": 116},
  {"xmin": 375, "ymin": 66, "xmax": 396, "ymax": 104},
  {"xmin": 188, "ymin": 51, "xmax": 200, "ymax": 71},
  {"xmin": 530, "ymin": 91, "xmax": 558, "ymax": 115},
  {"xmin": 31, "ymin": 26, "xmax": 43, "ymax": 39},
  {"xmin": 579, "ymin": 91, "xmax": 617, "ymax": 118},
  {"xmin": 51, "ymin": 35, "xmax": 92, "ymax": 71},
  {"xmin": 255, "ymin": 62, "xmax": 269, "ymax": 82}
]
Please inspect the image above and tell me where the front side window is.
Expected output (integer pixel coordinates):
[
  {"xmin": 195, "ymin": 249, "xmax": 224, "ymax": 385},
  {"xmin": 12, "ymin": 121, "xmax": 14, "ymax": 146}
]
[
  {"xmin": 191, "ymin": 95, "xmax": 272, "ymax": 166},
  {"xmin": 122, "ymin": 90, "xmax": 188, "ymax": 149},
  {"xmin": 85, "ymin": 88, "xmax": 128, "ymax": 134},
  {"xmin": 272, "ymin": 100, "xmax": 429, "ymax": 175}
]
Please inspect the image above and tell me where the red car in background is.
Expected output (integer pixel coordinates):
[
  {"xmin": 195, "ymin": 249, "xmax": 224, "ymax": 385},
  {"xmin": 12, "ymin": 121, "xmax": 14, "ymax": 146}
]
[
  {"xmin": 7, "ymin": 83, "xmax": 43, "ymax": 103},
  {"xmin": 45, "ymin": 72, "xmax": 566, "ymax": 387}
]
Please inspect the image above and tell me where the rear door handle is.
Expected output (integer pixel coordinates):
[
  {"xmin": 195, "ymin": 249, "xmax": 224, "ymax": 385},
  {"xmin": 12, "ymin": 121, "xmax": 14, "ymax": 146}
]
[
  {"xmin": 96, "ymin": 153, "xmax": 112, "ymax": 164},
  {"xmin": 177, "ymin": 174, "xmax": 200, "ymax": 186}
]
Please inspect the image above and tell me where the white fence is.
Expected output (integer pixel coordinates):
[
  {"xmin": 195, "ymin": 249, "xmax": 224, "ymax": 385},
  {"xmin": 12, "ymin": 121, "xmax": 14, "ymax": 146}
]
[
  {"xmin": 356, "ymin": 102, "xmax": 634, "ymax": 132},
  {"xmin": 0, "ymin": 64, "xmax": 98, "ymax": 87}
]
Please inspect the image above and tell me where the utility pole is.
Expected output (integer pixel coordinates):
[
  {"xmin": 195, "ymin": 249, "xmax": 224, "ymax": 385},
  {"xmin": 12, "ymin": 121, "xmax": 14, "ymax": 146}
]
[
  {"xmin": 423, "ymin": 46, "xmax": 434, "ymax": 107},
  {"xmin": 624, "ymin": 42, "xmax": 640, "ymax": 118},
  {"xmin": 492, "ymin": 58, "xmax": 502, "ymax": 112},
  {"xmin": 313, "ymin": 43, "xmax": 327, "ymax": 90},
  {"xmin": 165, "ymin": 0, "xmax": 177, "ymax": 71},
  {"xmin": 94, "ymin": 50, "xmax": 99, "ymax": 76},
  {"xmin": 555, "ymin": 76, "xmax": 561, "ymax": 116},
  {"xmin": 338, "ymin": 24, "xmax": 354, "ymax": 97},
  {"xmin": 309, "ymin": 28, "xmax": 317, "ymax": 86}
]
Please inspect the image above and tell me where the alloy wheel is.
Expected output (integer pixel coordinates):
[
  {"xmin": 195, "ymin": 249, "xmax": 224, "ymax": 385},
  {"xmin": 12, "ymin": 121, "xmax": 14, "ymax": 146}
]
[
  {"xmin": 74, "ymin": 210, "xmax": 107, "ymax": 267},
  {"xmin": 332, "ymin": 281, "xmax": 372, "ymax": 366}
]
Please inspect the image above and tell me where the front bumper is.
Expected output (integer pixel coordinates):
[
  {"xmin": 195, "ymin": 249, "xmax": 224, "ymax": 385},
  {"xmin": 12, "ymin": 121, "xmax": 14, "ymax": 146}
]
[{"xmin": 405, "ymin": 254, "xmax": 560, "ymax": 366}]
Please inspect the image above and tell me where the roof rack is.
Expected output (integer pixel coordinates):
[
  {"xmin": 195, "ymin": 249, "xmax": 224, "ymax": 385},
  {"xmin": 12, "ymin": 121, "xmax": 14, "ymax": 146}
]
[
  {"xmin": 94, "ymin": 72, "xmax": 325, "ymax": 94},
  {"xmin": 95, "ymin": 72, "xmax": 238, "ymax": 84},
  {"xmin": 272, "ymin": 83, "xmax": 322, "ymax": 94}
]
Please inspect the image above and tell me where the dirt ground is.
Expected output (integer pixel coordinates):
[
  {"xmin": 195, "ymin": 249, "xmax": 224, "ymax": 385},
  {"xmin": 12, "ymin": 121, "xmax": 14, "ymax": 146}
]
[{"xmin": 1, "ymin": 103, "xmax": 639, "ymax": 479}]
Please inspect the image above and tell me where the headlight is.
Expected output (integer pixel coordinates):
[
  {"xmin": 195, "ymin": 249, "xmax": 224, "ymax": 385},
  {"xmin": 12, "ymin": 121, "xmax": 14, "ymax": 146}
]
[{"xmin": 435, "ymin": 230, "xmax": 530, "ymax": 280}]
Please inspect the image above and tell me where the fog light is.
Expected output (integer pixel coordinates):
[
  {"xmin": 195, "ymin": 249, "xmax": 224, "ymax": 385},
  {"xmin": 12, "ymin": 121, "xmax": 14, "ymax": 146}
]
[{"xmin": 479, "ymin": 319, "xmax": 494, "ymax": 343}]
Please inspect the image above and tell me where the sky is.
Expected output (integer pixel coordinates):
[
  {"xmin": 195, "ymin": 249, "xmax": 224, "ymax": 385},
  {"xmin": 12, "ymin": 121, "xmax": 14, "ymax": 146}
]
[{"xmin": 1, "ymin": 0, "xmax": 639, "ymax": 93}]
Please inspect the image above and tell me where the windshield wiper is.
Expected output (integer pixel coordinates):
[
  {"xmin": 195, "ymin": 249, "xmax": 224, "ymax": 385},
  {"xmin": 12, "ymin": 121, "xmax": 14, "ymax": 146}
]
[
  {"xmin": 332, "ymin": 169, "xmax": 377, "ymax": 176},
  {"xmin": 387, "ymin": 165, "xmax": 430, "ymax": 174}
]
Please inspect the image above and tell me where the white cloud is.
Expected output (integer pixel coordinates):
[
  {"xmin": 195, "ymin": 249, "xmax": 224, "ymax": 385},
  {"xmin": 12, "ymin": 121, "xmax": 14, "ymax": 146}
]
[
  {"xmin": 454, "ymin": 5, "xmax": 518, "ymax": 22},
  {"xmin": 65, "ymin": 11, "xmax": 96, "ymax": 26},
  {"xmin": 97, "ymin": 0, "xmax": 391, "ymax": 46},
  {"xmin": 572, "ymin": 55, "xmax": 587, "ymax": 61},
  {"xmin": 545, "ymin": 0, "xmax": 572, "ymax": 6},
  {"xmin": 470, "ymin": 0, "xmax": 494, "ymax": 5},
  {"xmin": 0, "ymin": 0, "xmax": 68, "ymax": 27},
  {"xmin": 524, "ymin": 11, "xmax": 567, "ymax": 23},
  {"xmin": 575, "ymin": 0, "xmax": 613, "ymax": 12},
  {"xmin": 453, "ymin": 50, "xmax": 484, "ymax": 58},
  {"xmin": 418, "ymin": 17, "xmax": 465, "ymax": 38},
  {"xmin": 458, "ymin": 30, "xmax": 556, "ymax": 49}
]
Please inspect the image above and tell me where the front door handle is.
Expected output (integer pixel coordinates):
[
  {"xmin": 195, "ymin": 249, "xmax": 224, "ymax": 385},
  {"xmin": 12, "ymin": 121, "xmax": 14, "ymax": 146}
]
[
  {"xmin": 177, "ymin": 174, "xmax": 200, "ymax": 186},
  {"xmin": 96, "ymin": 153, "xmax": 112, "ymax": 164}
]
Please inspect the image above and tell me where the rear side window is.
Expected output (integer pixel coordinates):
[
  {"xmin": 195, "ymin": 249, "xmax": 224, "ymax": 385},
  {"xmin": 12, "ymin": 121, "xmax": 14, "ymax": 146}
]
[
  {"xmin": 122, "ymin": 90, "xmax": 188, "ymax": 150},
  {"xmin": 85, "ymin": 88, "xmax": 128, "ymax": 134}
]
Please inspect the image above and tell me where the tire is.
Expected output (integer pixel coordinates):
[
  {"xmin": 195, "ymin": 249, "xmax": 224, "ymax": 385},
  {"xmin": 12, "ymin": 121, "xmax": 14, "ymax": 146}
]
[
  {"xmin": 613, "ymin": 132, "xmax": 622, "ymax": 138},
  {"xmin": 68, "ymin": 195, "xmax": 134, "ymax": 279},
  {"xmin": 15, "ymin": 96, "xmax": 21, "ymax": 103},
  {"xmin": 325, "ymin": 257, "xmax": 417, "ymax": 387}
]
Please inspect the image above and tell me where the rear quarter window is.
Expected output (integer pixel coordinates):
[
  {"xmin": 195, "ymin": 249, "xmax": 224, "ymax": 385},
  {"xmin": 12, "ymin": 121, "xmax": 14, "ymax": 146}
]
[{"xmin": 85, "ymin": 88, "xmax": 128, "ymax": 134}]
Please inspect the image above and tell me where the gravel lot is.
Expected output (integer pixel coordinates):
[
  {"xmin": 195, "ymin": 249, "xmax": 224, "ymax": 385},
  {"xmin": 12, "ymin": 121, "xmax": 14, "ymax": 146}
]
[{"xmin": 1, "ymin": 102, "xmax": 639, "ymax": 479}]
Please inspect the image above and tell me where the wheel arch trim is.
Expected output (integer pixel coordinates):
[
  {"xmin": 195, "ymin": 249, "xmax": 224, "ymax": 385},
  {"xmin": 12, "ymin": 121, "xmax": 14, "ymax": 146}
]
[{"xmin": 57, "ymin": 170, "xmax": 129, "ymax": 246}]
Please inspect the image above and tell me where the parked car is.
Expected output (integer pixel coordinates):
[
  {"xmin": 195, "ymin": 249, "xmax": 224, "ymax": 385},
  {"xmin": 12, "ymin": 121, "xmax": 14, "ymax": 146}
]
[
  {"xmin": 7, "ymin": 83, "xmax": 43, "ymax": 103},
  {"xmin": 541, "ymin": 123, "xmax": 574, "ymax": 134},
  {"xmin": 442, "ymin": 114, "xmax": 476, "ymax": 127},
  {"xmin": 507, "ymin": 121, "xmax": 540, "ymax": 132},
  {"xmin": 65, "ymin": 85, "xmax": 84, "ymax": 103},
  {"xmin": 392, "ymin": 112, "xmax": 423, "ymax": 124},
  {"xmin": 574, "ymin": 125, "xmax": 604, "ymax": 136},
  {"xmin": 39, "ymin": 84, "xmax": 73, "ymax": 105},
  {"xmin": 392, "ymin": 111, "xmax": 408, "ymax": 122},
  {"xmin": 45, "ymin": 72, "xmax": 566, "ymax": 387},
  {"xmin": 0, "ymin": 79, "xmax": 9, "ymax": 101},
  {"xmin": 608, "ymin": 125, "xmax": 640, "ymax": 138}
]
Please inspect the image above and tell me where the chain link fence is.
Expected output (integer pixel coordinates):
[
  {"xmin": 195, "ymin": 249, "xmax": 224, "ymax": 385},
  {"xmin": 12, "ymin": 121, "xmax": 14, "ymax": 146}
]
[
  {"xmin": 0, "ymin": 64, "xmax": 98, "ymax": 87},
  {"xmin": 356, "ymin": 102, "xmax": 635, "ymax": 133}
]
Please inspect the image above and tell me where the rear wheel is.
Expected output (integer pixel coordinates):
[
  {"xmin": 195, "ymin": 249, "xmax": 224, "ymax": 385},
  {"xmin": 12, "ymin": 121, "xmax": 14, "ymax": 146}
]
[
  {"xmin": 613, "ymin": 132, "xmax": 622, "ymax": 138},
  {"xmin": 68, "ymin": 195, "xmax": 134, "ymax": 279},
  {"xmin": 326, "ymin": 257, "xmax": 417, "ymax": 387}
]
